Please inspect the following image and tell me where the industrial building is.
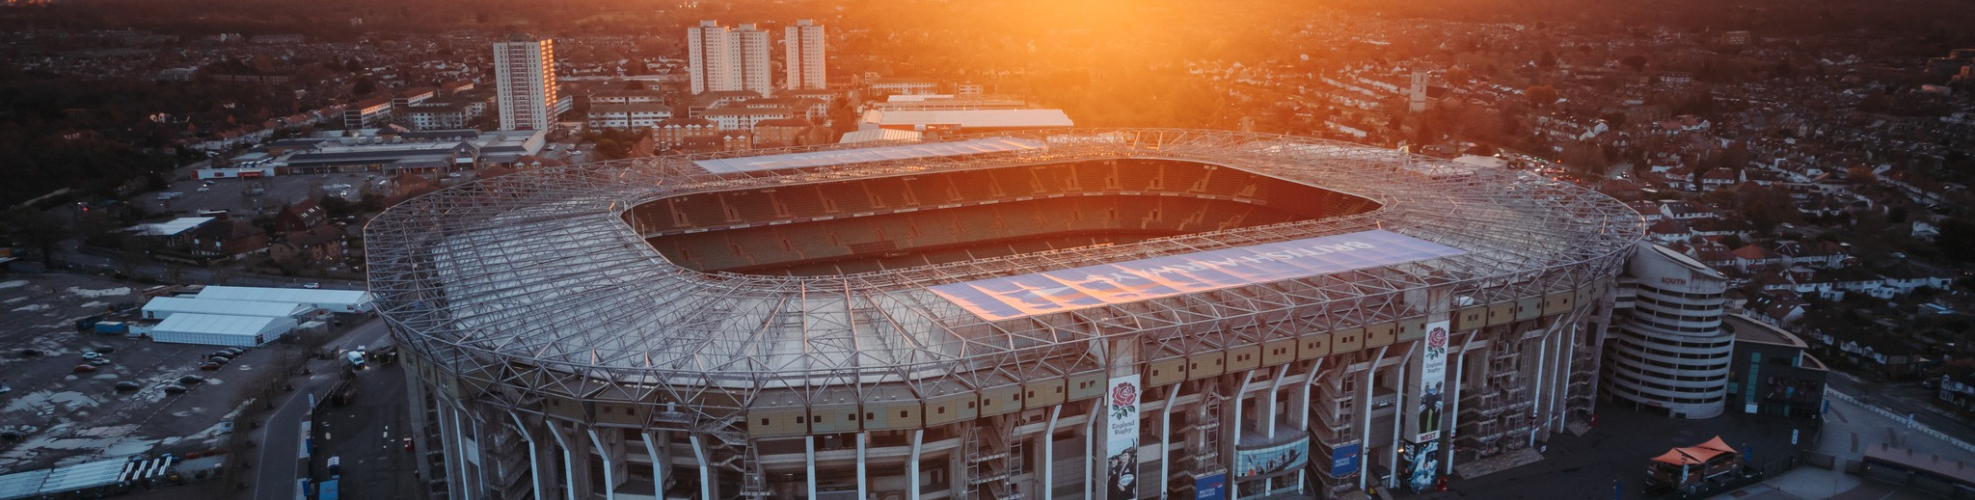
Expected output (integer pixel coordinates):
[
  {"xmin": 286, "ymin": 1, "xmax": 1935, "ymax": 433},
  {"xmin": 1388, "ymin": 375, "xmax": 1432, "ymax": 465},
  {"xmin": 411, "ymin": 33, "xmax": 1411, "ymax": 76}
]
[{"xmin": 368, "ymin": 129, "xmax": 1645, "ymax": 500}]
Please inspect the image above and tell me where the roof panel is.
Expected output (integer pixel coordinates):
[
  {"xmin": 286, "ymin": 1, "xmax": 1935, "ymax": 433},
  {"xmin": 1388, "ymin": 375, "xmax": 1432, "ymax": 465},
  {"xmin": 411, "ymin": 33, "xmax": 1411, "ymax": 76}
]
[{"xmin": 926, "ymin": 230, "xmax": 1467, "ymax": 322}]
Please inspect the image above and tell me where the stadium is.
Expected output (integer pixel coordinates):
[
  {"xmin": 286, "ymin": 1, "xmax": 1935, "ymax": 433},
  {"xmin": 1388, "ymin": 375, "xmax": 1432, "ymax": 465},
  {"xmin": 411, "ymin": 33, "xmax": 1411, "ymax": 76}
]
[{"xmin": 366, "ymin": 129, "xmax": 1645, "ymax": 500}]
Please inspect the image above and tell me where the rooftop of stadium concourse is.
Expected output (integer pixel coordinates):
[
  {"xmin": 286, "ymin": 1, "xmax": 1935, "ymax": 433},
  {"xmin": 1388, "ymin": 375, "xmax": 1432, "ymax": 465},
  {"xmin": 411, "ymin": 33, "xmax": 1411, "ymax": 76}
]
[{"xmin": 633, "ymin": 158, "xmax": 1382, "ymax": 276}]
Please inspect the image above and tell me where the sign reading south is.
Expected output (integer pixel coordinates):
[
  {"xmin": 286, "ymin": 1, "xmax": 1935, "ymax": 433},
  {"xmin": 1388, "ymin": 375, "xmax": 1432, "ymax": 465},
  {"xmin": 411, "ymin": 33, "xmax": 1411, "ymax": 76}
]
[{"xmin": 927, "ymin": 229, "xmax": 1466, "ymax": 321}]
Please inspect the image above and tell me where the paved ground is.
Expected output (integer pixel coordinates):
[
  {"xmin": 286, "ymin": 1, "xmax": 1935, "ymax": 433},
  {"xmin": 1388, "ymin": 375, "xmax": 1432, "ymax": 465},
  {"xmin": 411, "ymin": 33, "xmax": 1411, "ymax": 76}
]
[
  {"xmin": 1827, "ymin": 371, "xmax": 1975, "ymax": 442},
  {"xmin": 0, "ymin": 273, "xmax": 305, "ymax": 473},
  {"xmin": 307, "ymin": 352, "xmax": 415, "ymax": 500},
  {"xmin": 248, "ymin": 317, "xmax": 396, "ymax": 500},
  {"xmin": 1398, "ymin": 401, "xmax": 1807, "ymax": 500},
  {"xmin": 1392, "ymin": 388, "xmax": 1975, "ymax": 500}
]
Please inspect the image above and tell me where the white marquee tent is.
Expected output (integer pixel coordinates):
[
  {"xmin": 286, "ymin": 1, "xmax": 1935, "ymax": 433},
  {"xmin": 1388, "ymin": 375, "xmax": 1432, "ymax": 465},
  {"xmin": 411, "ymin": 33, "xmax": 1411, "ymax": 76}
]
[
  {"xmin": 149, "ymin": 313, "xmax": 298, "ymax": 347},
  {"xmin": 193, "ymin": 286, "xmax": 374, "ymax": 313},
  {"xmin": 141, "ymin": 296, "xmax": 314, "ymax": 321}
]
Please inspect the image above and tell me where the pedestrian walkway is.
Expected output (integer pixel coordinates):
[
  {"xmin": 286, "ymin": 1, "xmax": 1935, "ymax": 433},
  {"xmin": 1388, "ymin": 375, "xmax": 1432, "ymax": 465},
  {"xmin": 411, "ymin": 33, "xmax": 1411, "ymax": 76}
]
[{"xmin": 1713, "ymin": 390, "xmax": 1974, "ymax": 500}]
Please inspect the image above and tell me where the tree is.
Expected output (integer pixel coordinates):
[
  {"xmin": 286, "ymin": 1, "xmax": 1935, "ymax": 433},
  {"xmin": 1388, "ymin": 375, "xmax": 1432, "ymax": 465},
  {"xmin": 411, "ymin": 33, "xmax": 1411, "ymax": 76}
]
[
  {"xmin": 1525, "ymin": 85, "xmax": 1558, "ymax": 108},
  {"xmin": 352, "ymin": 77, "xmax": 377, "ymax": 96},
  {"xmin": 1621, "ymin": 55, "xmax": 1648, "ymax": 72},
  {"xmin": 1937, "ymin": 218, "xmax": 1975, "ymax": 263},
  {"xmin": 3, "ymin": 210, "xmax": 72, "ymax": 266}
]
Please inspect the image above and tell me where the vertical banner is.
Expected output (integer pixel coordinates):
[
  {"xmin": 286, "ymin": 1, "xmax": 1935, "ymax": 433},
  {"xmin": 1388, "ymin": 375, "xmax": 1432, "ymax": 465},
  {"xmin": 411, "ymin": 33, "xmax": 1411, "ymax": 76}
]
[
  {"xmin": 1105, "ymin": 375, "xmax": 1142, "ymax": 500},
  {"xmin": 1403, "ymin": 320, "xmax": 1452, "ymax": 492},
  {"xmin": 1410, "ymin": 320, "xmax": 1451, "ymax": 442}
]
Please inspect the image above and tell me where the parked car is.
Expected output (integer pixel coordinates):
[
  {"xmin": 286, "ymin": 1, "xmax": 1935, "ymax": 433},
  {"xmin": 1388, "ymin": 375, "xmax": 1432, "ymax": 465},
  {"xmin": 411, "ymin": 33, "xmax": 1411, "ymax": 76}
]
[
  {"xmin": 114, "ymin": 381, "xmax": 141, "ymax": 391},
  {"xmin": 160, "ymin": 385, "xmax": 187, "ymax": 394},
  {"xmin": 178, "ymin": 375, "xmax": 204, "ymax": 385},
  {"xmin": 207, "ymin": 356, "xmax": 230, "ymax": 365},
  {"xmin": 221, "ymin": 348, "xmax": 245, "ymax": 357},
  {"xmin": 88, "ymin": 358, "xmax": 111, "ymax": 366},
  {"xmin": 81, "ymin": 352, "xmax": 101, "ymax": 360},
  {"xmin": 72, "ymin": 365, "xmax": 97, "ymax": 373},
  {"xmin": 16, "ymin": 349, "xmax": 42, "ymax": 358},
  {"xmin": 199, "ymin": 363, "xmax": 222, "ymax": 371}
]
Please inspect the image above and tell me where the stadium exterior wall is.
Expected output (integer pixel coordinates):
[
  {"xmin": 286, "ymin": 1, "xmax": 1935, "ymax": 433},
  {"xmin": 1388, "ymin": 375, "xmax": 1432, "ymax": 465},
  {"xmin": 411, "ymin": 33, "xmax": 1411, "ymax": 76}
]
[{"xmin": 368, "ymin": 129, "xmax": 1646, "ymax": 500}]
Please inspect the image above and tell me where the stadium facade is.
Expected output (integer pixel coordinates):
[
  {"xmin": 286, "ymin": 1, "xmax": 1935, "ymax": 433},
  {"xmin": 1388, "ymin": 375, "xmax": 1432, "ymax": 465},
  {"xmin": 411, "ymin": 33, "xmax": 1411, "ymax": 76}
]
[{"xmin": 367, "ymin": 129, "xmax": 1646, "ymax": 500}]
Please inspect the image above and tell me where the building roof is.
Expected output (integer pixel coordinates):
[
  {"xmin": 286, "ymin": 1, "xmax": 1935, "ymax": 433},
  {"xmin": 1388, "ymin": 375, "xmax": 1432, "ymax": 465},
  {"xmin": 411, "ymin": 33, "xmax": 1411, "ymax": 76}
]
[
  {"xmin": 194, "ymin": 285, "xmax": 373, "ymax": 308},
  {"xmin": 134, "ymin": 217, "xmax": 215, "ymax": 237},
  {"xmin": 838, "ymin": 128, "xmax": 923, "ymax": 143},
  {"xmin": 143, "ymin": 296, "xmax": 312, "ymax": 318},
  {"xmin": 590, "ymin": 103, "xmax": 673, "ymax": 114},
  {"xmin": 152, "ymin": 313, "xmax": 292, "ymax": 336},
  {"xmin": 860, "ymin": 109, "xmax": 1074, "ymax": 128},
  {"xmin": 1724, "ymin": 313, "xmax": 1807, "ymax": 347}
]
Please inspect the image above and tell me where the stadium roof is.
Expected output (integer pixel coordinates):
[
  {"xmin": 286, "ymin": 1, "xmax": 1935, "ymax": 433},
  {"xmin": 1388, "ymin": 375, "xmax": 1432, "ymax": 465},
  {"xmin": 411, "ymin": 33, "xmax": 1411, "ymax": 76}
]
[
  {"xmin": 859, "ymin": 109, "xmax": 1074, "ymax": 128},
  {"xmin": 838, "ymin": 128, "xmax": 924, "ymax": 144},
  {"xmin": 366, "ymin": 128, "xmax": 1644, "ymax": 418},
  {"xmin": 692, "ymin": 137, "xmax": 1044, "ymax": 173}
]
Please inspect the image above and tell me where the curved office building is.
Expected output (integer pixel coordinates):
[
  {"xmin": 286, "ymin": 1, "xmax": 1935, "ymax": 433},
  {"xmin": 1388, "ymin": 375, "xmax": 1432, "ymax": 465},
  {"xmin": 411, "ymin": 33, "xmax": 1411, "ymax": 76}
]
[{"xmin": 1603, "ymin": 243, "xmax": 1732, "ymax": 419}]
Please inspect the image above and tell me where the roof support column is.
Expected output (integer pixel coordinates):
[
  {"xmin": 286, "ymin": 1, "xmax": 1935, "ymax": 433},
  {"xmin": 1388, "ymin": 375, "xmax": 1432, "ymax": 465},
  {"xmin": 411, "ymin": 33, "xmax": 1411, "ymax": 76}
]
[
  {"xmin": 909, "ymin": 429, "xmax": 925, "ymax": 500},
  {"xmin": 1387, "ymin": 345, "xmax": 1412, "ymax": 490},
  {"xmin": 1357, "ymin": 345, "xmax": 1388, "ymax": 491},
  {"xmin": 548, "ymin": 421, "xmax": 578, "ymax": 500},
  {"xmin": 508, "ymin": 412, "xmax": 545, "ymax": 500},
  {"xmin": 588, "ymin": 428, "xmax": 616, "ymax": 500},
  {"xmin": 1043, "ymin": 408, "xmax": 1059, "ymax": 500},
  {"xmin": 806, "ymin": 436, "xmax": 819, "ymax": 500},
  {"xmin": 1443, "ymin": 332, "xmax": 1475, "ymax": 476},
  {"xmin": 641, "ymin": 431, "xmax": 668, "ymax": 499},
  {"xmin": 690, "ymin": 434, "xmax": 712, "ymax": 500}
]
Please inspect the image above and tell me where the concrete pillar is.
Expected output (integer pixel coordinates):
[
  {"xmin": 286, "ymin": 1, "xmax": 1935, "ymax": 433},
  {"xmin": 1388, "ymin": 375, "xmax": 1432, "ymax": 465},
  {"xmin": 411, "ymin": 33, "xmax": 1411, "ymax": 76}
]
[
  {"xmin": 642, "ymin": 432, "xmax": 668, "ymax": 498},
  {"xmin": 909, "ymin": 430, "xmax": 925, "ymax": 500},
  {"xmin": 1265, "ymin": 367, "xmax": 1289, "ymax": 439},
  {"xmin": 1044, "ymin": 407, "xmax": 1060, "ymax": 500},
  {"xmin": 1443, "ymin": 332, "xmax": 1475, "ymax": 475},
  {"xmin": 1159, "ymin": 393, "xmax": 1173, "ymax": 500},
  {"xmin": 1085, "ymin": 400, "xmax": 1099, "ymax": 500},
  {"xmin": 1226, "ymin": 370, "xmax": 1255, "ymax": 482},
  {"xmin": 1530, "ymin": 331, "xmax": 1549, "ymax": 448},
  {"xmin": 1388, "ymin": 345, "xmax": 1412, "ymax": 490},
  {"xmin": 807, "ymin": 437, "xmax": 819, "ymax": 500},
  {"xmin": 434, "ymin": 402, "xmax": 464, "ymax": 500},
  {"xmin": 856, "ymin": 432, "xmax": 869, "ymax": 500},
  {"xmin": 1358, "ymin": 345, "xmax": 1388, "ymax": 491},
  {"xmin": 588, "ymin": 428, "xmax": 617, "ymax": 500},
  {"xmin": 690, "ymin": 434, "xmax": 713, "ymax": 500},
  {"xmin": 450, "ymin": 405, "xmax": 477, "ymax": 500},
  {"xmin": 508, "ymin": 412, "xmax": 547, "ymax": 500},
  {"xmin": 548, "ymin": 422, "xmax": 579, "ymax": 500}
]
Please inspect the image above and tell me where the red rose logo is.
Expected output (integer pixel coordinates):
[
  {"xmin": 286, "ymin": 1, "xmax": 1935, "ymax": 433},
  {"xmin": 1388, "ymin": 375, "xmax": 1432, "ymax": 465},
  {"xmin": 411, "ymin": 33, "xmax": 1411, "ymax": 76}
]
[
  {"xmin": 1427, "ymin": 327, "xmax": 1448, "ymax": 349},
  {"xmin": 1111, "ymin": 383, "xmax": 1139, "ymax": 407}
]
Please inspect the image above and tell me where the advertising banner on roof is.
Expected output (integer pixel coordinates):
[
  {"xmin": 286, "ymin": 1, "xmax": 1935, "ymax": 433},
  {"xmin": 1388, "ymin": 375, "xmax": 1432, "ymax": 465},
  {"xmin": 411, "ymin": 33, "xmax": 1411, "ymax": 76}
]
[
  {"xmin": 926, "ymin": 230, "xmax": 1466, "ymax": 322},
  {"xmin": 1105, "ymin": 375, "xmax": 1141, "ymax": 500}
]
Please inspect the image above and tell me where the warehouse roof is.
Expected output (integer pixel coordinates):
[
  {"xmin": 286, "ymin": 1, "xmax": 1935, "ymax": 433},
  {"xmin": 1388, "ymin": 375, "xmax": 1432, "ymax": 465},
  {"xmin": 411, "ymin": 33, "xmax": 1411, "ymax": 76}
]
[
  {"xmin": 194, "ymin": 285, "xmax": 373, "ymax": 308},
  {"xmin": 152, "ymin": 313, "xmax": 291, "ymax": 336},
  {"xmin": 142, "ymin": 296, "xmax": 313, "ymax": 318}
]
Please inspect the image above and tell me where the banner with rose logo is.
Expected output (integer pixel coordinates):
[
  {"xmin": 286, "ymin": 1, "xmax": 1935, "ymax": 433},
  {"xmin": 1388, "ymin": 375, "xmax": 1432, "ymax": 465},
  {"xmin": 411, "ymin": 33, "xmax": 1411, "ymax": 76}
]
[
  {"xmin": 1409, "ymin": 320, "xmax": 1451, "ymax": 443},
  {"xmin": 1104, "ymin": 375, "xmax": 1141, "ymax": 500}
]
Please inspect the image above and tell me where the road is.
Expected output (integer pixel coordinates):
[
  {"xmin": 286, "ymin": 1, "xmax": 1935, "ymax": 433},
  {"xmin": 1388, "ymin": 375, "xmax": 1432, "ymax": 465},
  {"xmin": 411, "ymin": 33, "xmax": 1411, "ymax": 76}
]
[
  {"xmin": 1824, "ymin": 371, "xmax": 1975, "ymax": 443},
  {"xmin": 251, "ymin": 318, "xmax": 395, "ymax": 500},
  {"xmin": 312, "ymin": 359, "xmax": 414, "ymax": 500}
]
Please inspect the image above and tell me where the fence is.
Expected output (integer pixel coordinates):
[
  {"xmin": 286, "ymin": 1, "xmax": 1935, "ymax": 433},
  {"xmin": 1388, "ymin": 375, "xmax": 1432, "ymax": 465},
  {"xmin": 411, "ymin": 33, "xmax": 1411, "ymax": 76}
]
[{"xmin": 1823, "ymin": 389, "xmax": 1975, "ymax": 455}]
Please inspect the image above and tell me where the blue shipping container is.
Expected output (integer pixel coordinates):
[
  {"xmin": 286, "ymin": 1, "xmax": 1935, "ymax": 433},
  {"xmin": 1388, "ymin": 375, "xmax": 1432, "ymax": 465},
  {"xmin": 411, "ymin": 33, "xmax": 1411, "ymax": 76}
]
[{"xmin": 321, "ymin": 479, "xmax": 339, "ymax": 500}]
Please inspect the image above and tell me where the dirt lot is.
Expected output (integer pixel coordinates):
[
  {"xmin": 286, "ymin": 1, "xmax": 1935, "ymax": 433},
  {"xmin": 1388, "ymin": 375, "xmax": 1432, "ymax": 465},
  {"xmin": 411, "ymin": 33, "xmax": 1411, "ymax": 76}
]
[{"xmin": 0, "ymin": 273, "xmax": 306, "ymax": 473}]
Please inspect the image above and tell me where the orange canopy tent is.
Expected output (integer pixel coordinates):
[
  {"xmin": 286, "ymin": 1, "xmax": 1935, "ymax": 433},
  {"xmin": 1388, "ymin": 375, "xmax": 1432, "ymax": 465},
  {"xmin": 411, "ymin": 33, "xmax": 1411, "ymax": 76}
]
[
  {"xmin": 1649, "ymin": 447, "xmax": 1727, "ymax": 466},
  {"xmin": 1695, "ymin": 436, "xmax": 1736, "ymax": 454}
]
